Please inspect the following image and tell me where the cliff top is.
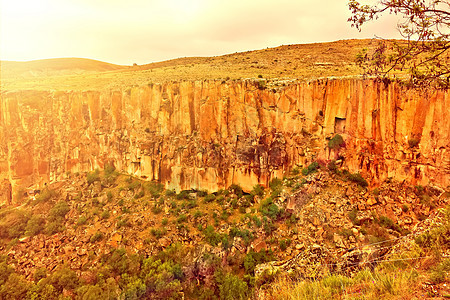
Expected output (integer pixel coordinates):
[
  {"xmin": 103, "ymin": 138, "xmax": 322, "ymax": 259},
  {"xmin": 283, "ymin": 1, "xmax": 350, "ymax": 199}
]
[{"xmin": 1, "ymin": 39, "xmax": 379, "ymax": 91}]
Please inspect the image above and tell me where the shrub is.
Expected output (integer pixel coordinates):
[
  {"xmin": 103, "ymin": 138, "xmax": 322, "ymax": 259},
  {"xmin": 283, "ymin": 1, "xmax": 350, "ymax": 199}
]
[
  {"xmin": 162, "ymin": 218, "xmax": 168, "ymax": 226},
  {"xmin": 244, "ymin": 250, "xmax": 275, "ymax": 274},
  {"xmin": 77, "ymin": 215, "xmax": 87, "ymax": 226},
  {"xmin": 87, "ymin": 170, "xmax": 100, "ymax": 185},
  {"xmin": 103, "ymin": 164, "xmax": 118, "ymax": 185},
  {"xmin": 107, "ymin": 191, "xmax": 114, "ymax": 201},
  {"xmin": 346, "ymin": 172, "xmax": 368, "ymax": 187},
  {"xmin": 35, "ymin": 189, "xmax": 55, "ymax": 202},
  {"xmin": 204, "ymin": 225, "xmax": 222, "ymax": 246},
  {"xmin": 279, "ymin": 238, "xmax": 292, "ymax": 251},
  {"xmin": 45, "ymin": 221, "xmax": 65, "ymax": 235},
  {"xmin": 25, "ymin": 215, "xmax": 45, "ymax": 236},
  {"xmin": 228, "ymin": 184, "xmax": 243, "ymax": 198},
  {"xmin": 150, "ymin": 228, "xmax": 167, "ymax": 239},
  {"xmin": 104, "ymin": 164, "xmax": 116, "ymax": 176},
  {"xmin": 176, "ymin": 190, "xmax": 191, "ymax": 200},
  {"xmin": 401, "ymin": 204, "xmax": 409, "ymax": 212},
  {"xmin": 49, "ymin": 201, "xmax": 70, "ymax": 221},
  {"xmin": 204, "ymin": 194, "xmax": 216, "ymax": 203},
  {"xmin": 47, "ymin": 267, "xmax": 79, "ymax": 292},
  {"xmin": 90, "ymin": 232, "xmax": 103, "ymax": 243},
  {"xmin": 430, "ymin": 258, "xmax": 450, "ymax": 284},
  {"xmin": 116, "ymin": 217, "xmax": 129, "ymax": 228},
  {"xmin": 134, "ymin": 190, "xmax": 145, "ymax": 199},
  {"xmin": 151, "ymin": 205, "xmax": 163, "ymax": 214},
  {"xmin": 269, "ymin": 178, "xmax": 282, "ymax": 192},
  {"xmin": 101, "ymin": 210, "xmax": 110, "ymax": 219},
  {"xmin": 193, "ymin": 210, "xmax": 203, "ymax": 219},
  {"xmin": 197, "ymin": 190, "xmax": 208, "ymax": 197},
  {"xmin": 328, "ymin": 134, "xmax": 345, "ymax": 149},
  {"xmin": 34, "ymin": 268, "xmax": 48, "ymax": 282},
  {"xmin": 177, "ymin": 214, "xmax": 187, "ymax": 223},
  {"xmin": 260, "ymin": 198, "xmax": 281, "ymax": 220},
  {"xmin": 327, "ymin": 160, "xmax": 338, "ymax": 173},
  {"xmin": 127, "ymin": 180, "xmax": 141, "ymax": 191},
  {"xmin": 0, "ymin": 210, "xmax": 29, "ymax": 239},
  {"xmin": 0, "ymin": 273, "xmax": 31, "ymax": 299},
  {"xmin": 348, "ymin": 208, "xmax": 360, "ymax": 226},
  {"xmin": 263, "ymin": 217, "xmax": 277, "ymax": 235},
  {"xmin": 378, "ymin": 215, "xmax": 394, "ymax": 228},
  {"xmin": 218, "ymin": 273, "xmax": 249, "ymax": 300},
  {"xmin": 146, "ymin": 181, "xmax": 164, "ymax": 198},
  {"xmin": 302, "ymin": 161, "xmax": 319, "ymax": 176}
]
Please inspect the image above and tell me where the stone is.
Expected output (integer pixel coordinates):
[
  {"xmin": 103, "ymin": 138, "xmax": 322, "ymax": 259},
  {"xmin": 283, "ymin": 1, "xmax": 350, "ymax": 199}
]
[
  {"xmin": 1, "ymin": 79, "xmax": 448, "ymax": 202},
  {"xmin": 367, "ymin": 197, "xmax": 378, "ymax": 206}
]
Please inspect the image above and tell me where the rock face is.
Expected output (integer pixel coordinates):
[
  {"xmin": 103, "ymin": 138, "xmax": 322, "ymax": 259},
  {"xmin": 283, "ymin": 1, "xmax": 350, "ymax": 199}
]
[{"xmin": 1, "ymin": 79, "xmax": 449, "ymax": 202}]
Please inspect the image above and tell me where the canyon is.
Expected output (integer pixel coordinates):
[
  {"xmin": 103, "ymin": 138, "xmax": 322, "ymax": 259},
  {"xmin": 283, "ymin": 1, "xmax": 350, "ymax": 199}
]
[{"xmin": 1, "ymin": 78, "xmax": 449, "ymax": 204}]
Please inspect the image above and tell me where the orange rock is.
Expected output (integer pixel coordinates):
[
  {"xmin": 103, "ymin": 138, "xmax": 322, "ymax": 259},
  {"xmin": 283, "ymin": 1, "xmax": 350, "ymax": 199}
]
[{"xmin": 1, "ymin": 79, "xmax": 449, "ymax": 202}]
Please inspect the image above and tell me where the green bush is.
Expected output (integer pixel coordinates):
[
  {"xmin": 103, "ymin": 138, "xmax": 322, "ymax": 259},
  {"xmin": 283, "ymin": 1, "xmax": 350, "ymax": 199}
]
[
  {"xmin": 346, "ymin": 172, "xmax": 368, "ymax": 187},
  {"xmin": 146, "ymin": 181, "xmax": 164, "ymax": 198},
  {"xmin": 87, "ymin": 170, "xmax": 100, "ymax": 185},
  {"xmin": 430, "ymin": 258, "xmax": 450, "ymax": 284},
  {"xmin": 35, "ymin": 188, "xmax": 55, "ymax": 202},
  {"xmin": 269, "ymin": 178, "xmax": 282, "ymax": 192},
  {"xmin": 204, "ymin": 225, "xmax": 223, "ymax": 246},
  {"xmin": 45, "ymin": 221, "xmax": 65, "ymax": 235},
  {"xmin": 279, "ymin": 238, "xmax": 292, "ymax": 251},
  {"xmin": 104, "ymin": 164, "xmax": 116, "ymax": 176},
  {"xmin": 151, "ymin": 205, "xmax": 163, "ymax": 214},
  {"xmin": 0, "ymin": 210, "xmax": 29, "ymax": 239},
  {"xmin": 243, "ymin": 250, "xmax": 274, "ymax": 275},
  {"xmin": 217, "ymin": 273, "xmax": 248, "ymax": 300},
  {"xmin": 77, "ymin": 215, "xmax": 88, "ymax": 226},
  {"xmin": 150, "ymin": 228, "xmax": 167, "ymax": 239},
  {"xmin": 228, "ymin": 184, "xmax": 243, "ymax": 198},
  {"xmin": 140, "ymin": 257, "xmax": 183, "ymax": 299},
  {"xmin": 328, "ymin": 134, "xmax": 345, "ymax": 149},
  {"xmin": 103, "ymin": 164, "xmax": 118, "ymax": 185},
  {"xmin": 204, "ymin": 194, "xmax": 216, "ymax": 203},
  {"xmin": 127, "ymin": 180, "xmax": 141, "ymax": 191},
  {"xmin": 0, "ymin": 273, "xmax": 31, "ymax": 299},
  {"xmin": 260, "ymin": 198, "xmax": 281, "ymax": 220},
  {"xmin": 176, "ymin": 190, "xmax": 191, "ymax": 200},
  {"xmin": 348, "ymin": 208, "xmax": 360, "ymax": 226},
  {"xmin": 90, "ymin": 232, "xmax": 103, "ymax": 243},
  {"xmin": 302, "ymin": 161, "xmax": 319, "ymax": 176},
  {"xmin": 25, "ymin": 215, "xmax": 45, "ymax": 236},
  {"xmin": 177, "ymin": 214, "xmax": 187, "ymax": 223},
  {"xmin": 49, "ymin": 201, "xmax": 70, "ymax": 221},
  {"xmin": 101, "ymin": 210, "xmax": 110, "ymax": 219}
]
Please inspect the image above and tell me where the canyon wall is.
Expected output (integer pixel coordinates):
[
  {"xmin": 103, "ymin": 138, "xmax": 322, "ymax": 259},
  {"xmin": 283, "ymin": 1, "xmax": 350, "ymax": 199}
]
[{"xmin": 1, "ymin": 79, "xmax": 449, "ymax": 202}]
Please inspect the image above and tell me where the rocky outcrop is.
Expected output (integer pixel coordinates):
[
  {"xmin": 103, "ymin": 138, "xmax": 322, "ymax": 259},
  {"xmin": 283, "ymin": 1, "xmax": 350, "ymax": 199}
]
[{"xmin": 1, "ymin": 79, "xmax": 449, "ymax": 202}]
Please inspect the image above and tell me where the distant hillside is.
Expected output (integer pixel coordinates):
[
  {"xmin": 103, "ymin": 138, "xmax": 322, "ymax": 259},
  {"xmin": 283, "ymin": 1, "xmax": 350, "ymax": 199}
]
[
  {"xmin": 1, "ymin": 39, "xmax": 381, "ymax": 91},
  {"xmin": 1, "ymin": 57, "xmax": 126, "ymax": 78}
]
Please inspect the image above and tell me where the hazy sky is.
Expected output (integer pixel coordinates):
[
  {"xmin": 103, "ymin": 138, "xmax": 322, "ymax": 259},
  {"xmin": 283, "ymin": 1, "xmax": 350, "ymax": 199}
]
[{"xmin": 0, "ymin": 0, "xmax": 403, "ymax": 65}]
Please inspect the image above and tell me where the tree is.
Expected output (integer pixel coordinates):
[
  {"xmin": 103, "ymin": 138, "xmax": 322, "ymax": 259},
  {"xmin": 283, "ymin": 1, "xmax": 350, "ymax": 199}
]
[{"xmin": 348, "ymin": 0, "xmax": 450, "ymax": 88}]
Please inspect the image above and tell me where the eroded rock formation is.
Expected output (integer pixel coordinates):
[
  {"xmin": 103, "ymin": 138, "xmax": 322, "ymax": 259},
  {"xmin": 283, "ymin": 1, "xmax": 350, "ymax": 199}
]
[{"xmin": 1, "ymin": 79, "xmax": 449, "ymax": 202}]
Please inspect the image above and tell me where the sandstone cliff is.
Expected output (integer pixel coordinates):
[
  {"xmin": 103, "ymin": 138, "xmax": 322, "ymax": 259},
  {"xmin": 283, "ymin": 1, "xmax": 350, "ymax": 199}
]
[{"xmin": 1, "ymin": 79, "xmax": 449, "ymax": 202}]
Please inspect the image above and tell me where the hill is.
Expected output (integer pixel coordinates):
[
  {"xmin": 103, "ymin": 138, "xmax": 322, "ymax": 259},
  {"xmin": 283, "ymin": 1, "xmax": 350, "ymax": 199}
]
[
  {"xmin": 1, "ymin": 39, "xmax": 378, "ymax": 91},
  {"xmin": 1, "ymin": 58, "xmax": 126, "ymax": 82}
]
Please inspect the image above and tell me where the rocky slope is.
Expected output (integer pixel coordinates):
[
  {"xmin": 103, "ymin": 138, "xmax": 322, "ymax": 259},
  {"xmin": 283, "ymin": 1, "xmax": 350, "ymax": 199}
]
[
  {"xmin": 0, "ymin": 167, "xmax": 448, "ymax": 299},
  {"xmin": 1, "ymin": 78, "xmax": 449, "ymax": 204}
]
